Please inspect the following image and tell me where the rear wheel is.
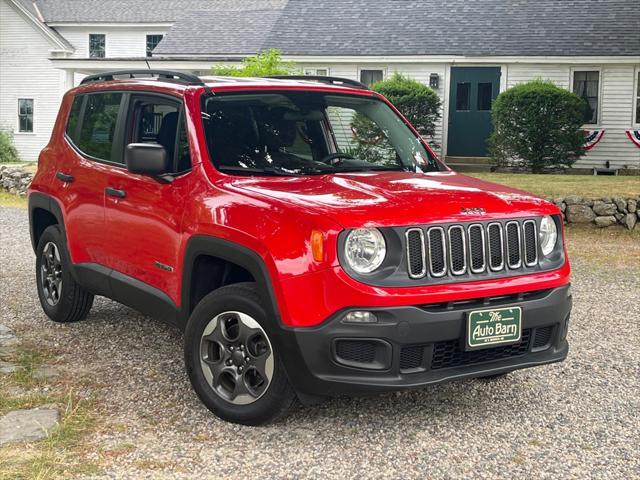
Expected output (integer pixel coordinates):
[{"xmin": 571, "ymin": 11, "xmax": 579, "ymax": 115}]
[
  {"xmin": 184, "ymin": 282, "xmax": 296, "ymax": 425},
  {"xmin": 35, "ymin": 225, "xmax": 93, "ymax": 323}
]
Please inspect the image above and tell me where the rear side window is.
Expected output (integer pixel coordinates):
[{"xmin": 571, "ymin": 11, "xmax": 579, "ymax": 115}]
[
  {"xmin": 65, "ymin": 96, "xmax": 83, "ymax": 142},
  {"xmin": 77, "ymin": 93, "xmax": 123, "ymax": 161}
]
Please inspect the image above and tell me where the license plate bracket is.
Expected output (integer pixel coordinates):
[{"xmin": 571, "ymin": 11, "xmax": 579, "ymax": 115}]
[{"xmin": 467, "ymin": 306, "xmax": 522, "ymax": 350}]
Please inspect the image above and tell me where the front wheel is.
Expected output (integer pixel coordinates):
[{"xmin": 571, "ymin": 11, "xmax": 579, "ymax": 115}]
[
  {"xmin": 184, "ymin": 282, "xmax": 297, "ymax": 425},
  {"xmin": 35, "ymin": 225, "xmax": 93, "ymax": 323}
]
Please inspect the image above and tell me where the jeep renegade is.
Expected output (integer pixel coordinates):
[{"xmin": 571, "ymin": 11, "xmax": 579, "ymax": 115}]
[{"xmin": 29, "ymin": 71, "xmax": 571, "ymax": 425}]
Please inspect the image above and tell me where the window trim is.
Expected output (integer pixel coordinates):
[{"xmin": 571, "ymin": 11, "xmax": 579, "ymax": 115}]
[
  {"xmin": 17, "ymin": 98, "xmax": 34, "ymax": 134},
  {"xmin": 357, "ymin": 67, "xmax": 387, "ymax": 87},
  {"xmin": 88, "ymin": 33, "xmax": 106, "ymax": 58},
  {"xmin": 633, "ymin": 67, "xmax": 640, "ymax": 127},
  {"xmin": 145, "ymin": 33, "xmax": 164, "ymax": 58},
  {"xmin": 570, "ymin": 67, "xmax": 603, "ymax": 127}
]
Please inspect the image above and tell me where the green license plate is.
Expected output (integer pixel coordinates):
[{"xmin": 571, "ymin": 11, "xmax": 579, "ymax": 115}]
[{"xmin": 467, "ymin": 306, "xmax": 522, "ymax": 350}]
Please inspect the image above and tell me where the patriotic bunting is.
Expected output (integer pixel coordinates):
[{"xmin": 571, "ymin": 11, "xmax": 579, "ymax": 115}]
[
  {"xmin": 583, "ymin": 129, "xmax": 605, "ymax": 150},
  {"xmin": 626, "ymin": 130, "xmax": 640, "ymax": 149}
]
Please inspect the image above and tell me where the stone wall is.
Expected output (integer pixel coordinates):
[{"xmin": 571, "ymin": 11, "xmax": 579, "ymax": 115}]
[
  {"xmin": 0, "ymin": 165, "xmax": 31, "ymax": 197},
  {"xmin": 553, "ymin": 195, "xmax": 638, "ymax": 230},
  {"xmin": 1, "ymin": 164, "xmax": 638, "ymax": 230}
]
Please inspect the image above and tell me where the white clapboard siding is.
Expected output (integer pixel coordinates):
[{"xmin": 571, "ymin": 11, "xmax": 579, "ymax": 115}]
[
  {"xmin": 0, "ymin": 1, "xmax": 65, "ymax": 160},
  {"xmin": 505, "ymin": 63, "xmax": 640, "ymax": 169},
  {"xmin": 56, "ymin": 26, "xmax": 168, "ymax": 58}
]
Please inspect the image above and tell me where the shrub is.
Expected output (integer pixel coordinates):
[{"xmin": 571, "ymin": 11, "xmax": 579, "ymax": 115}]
[
  {"xmin": 211, "ymin": 49, "xmax": 297, "ymax": 77},
  {"xmin": 0, "ymin": 128, "xmax": 20, "ymax": 163},
  {"xmin": 370, "ymin": 73, "xmax": 441, "ymax": 143},
  {"xmin": 488, "ymin": 80, "xmax": 587, "ymax": 172}
]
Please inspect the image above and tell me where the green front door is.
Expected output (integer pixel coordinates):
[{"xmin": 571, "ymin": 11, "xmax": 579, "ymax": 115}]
[{"xmin": 447, "ymin": 67, "xmax": 501, "ymax": 157}]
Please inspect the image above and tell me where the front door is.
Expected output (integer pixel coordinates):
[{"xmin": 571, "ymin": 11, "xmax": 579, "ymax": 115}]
[{"xmin": 447, "ymin": 67, "xmax": 501, "ymax": 157}]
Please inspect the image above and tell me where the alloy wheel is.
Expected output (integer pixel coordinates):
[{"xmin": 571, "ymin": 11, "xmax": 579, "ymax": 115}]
[
  {"xmin": 199, "ymin": 311, "xmax": 274, "ymax": 405},
  {"xmin": 40, "ymin": 242, "xmax": 63, "ymax": 306}
]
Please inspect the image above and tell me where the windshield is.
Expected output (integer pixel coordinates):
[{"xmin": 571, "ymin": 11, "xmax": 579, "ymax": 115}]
[{"xmin": 201, "ymin": 91, "xmax": 440, "ymax": 176}]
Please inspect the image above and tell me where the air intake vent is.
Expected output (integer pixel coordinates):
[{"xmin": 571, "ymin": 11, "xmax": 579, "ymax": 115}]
[
  {"xmin": 400, "ymin": 345, "xmax": 425, "ymax": 371},
  {"xmin": 487, "ymin": 223, "xmax": 504, "ymax": 271},
  {"xmin": 468, "ymin": 224, "xmax": 486, "ymax": 273},
  {"xmin": 532, "ymin": 326, "xmax": 554, "ymax": 349},
  {"xmin": 505, "ymin": 222, "xmax": 522, "ymax": 268},
  {"xmin": 448, "ymin": 226, "xmax": 466, "ymax": 275},
  {"xmin": 427, "ymin": 227, "xmax": 447, "ymax": 277},
  {"xmin": 523, "ymin": 220, "xmax": 538, "ymax": 266},
  {"xmin": 406, "ymin": 228, "xmax": 426, "ymax": 278}
]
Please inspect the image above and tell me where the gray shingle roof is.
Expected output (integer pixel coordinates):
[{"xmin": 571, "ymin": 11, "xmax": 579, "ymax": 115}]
[
  {"xmin": 154, "ymin": 9, "xmax": 284, "ymax": 55},
  {"xmin": 33, "ymin": 0, "xmax": 286, "ymax": 23},
  {"xmin": 34, "ymin": 0, "xmax": 640, "ymax": 56}
]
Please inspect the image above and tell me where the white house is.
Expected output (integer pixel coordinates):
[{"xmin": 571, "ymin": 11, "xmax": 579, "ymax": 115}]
[{"xmin": 1, "ymin": 0, "xmax": 639, "ymax": 173}]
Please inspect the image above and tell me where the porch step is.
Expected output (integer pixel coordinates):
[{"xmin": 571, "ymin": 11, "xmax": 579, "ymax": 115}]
[{"xmin": 446, "ymin": 163, "xmax": 494, "ymax": 173}]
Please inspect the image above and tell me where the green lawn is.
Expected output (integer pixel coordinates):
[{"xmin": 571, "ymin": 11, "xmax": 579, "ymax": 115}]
[{"xmin": 467, "ymin": 173, "xmax": 639, "ymax": 198}]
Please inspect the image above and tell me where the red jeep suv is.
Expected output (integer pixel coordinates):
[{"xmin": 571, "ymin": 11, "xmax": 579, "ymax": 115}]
[{"xmin": 29, "ymin": 71, "xmax": 571, "ymax": 425}]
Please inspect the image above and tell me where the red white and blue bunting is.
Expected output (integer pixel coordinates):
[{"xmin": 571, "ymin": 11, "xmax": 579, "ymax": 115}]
[
  {"xmin": 583, "ymin": 129, "xmax": 605, "ymax": 150},
  {"xmin": 626, "ymin": 130, "xmax": 640, "ymax": 149}
]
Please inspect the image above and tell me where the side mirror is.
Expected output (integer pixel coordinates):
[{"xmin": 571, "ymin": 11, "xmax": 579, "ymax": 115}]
[{"xmin": 125, "ymin": 143, "xmax": 169, "ymax": 175}]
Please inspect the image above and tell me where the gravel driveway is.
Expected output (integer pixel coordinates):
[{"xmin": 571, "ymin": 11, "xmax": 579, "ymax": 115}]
[{"xmin": 1, "ymin": 206, "xmax": 639, "ymax": 479}]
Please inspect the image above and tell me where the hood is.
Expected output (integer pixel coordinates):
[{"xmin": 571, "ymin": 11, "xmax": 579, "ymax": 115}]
[{"xmin": 222, "ymin": 171, "xmax": 557, "ymax": 229}]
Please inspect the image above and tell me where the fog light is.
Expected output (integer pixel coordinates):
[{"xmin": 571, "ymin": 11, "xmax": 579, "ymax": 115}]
[{"xmin": 343, "ymin": 311, "xmax": 378, "ymax": 323}]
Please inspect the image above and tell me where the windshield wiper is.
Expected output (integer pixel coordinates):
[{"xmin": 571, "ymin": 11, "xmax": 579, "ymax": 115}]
[{"xmin": 217, "ymin": 165, "xmax": 303, "ymax": 177}]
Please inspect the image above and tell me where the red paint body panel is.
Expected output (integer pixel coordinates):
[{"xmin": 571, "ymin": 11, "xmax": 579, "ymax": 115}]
[{"xmin": 29, "ymin": 77, "xmax": 571, "ymax": 328}]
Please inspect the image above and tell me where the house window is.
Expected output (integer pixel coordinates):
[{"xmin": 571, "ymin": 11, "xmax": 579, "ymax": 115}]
[
  {"xmin": 359, "ymin": 69, "xmax": 384, "ymax": 87},
  {"xmin": 304, "ymin": 68, "xmax": 329, "ymax": 76},
  {"xmin": 455, "ymin": 83, "xmax": 471, "ymax": 111},
  {"xmin": 477, "ymin": 83, "xmax": 493, "ymax": 111},
  {"xmin": 573, "ymin": 71, "xmax": 599, "ymax": 124},
  {"xmin": 146, "ymin": 35, "xmax": 163, "ymax": 57},
  {"xmin": 635, "ymin": 71, "xmax": 640, "ymax": 124},
  {"xmin": 89, "ymin": 34, "xmax": 106, "ymax": 58},
  {"xmin": 18, "ymin": 99, "xmax": 34, "ymax": 132}
]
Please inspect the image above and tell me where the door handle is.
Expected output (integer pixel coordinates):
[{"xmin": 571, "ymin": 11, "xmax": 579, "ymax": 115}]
[
  {"xmin": 56, "ymin": 171, "xmax": 74, "ymax": 183},
  {"xmin": 105, "ymin": 187, "xmax": 126, "ymax": 199}
]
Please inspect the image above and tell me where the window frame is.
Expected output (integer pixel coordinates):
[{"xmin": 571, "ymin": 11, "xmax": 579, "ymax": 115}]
[
  {"xmin": 17, "ymin": 98, "xmax": 34, "ymax": 133},
  {"xmin": 145, "ymin": 34, "xmax": 164, "ymax": 57},
  {"xmin": 570, "ymin": 67, "xmax": 602, "ymax": 127},
  {"xmin": 634, "ymin": 67, "xmax": 640, "ymax": 127},
  {"xmin": 304, "ymin": 67, "xmax": 331, "ymax": 77},
  {"xmin": 88, "ymin": 33, "xmax": 106, "ymax": 58},
  {"xmin": 358, "ymin": 67, "xmax": 386, "ymax": 87}
]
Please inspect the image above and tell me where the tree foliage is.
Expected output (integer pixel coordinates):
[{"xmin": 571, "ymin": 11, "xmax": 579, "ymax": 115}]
[
  {"xmin": 0, "ymin": 129, "xmax": 20, "ymax": 163},
  {"xmin": 489, "ymin": 80, "xmax": 587, "ymax": 172},
  {"xmin": 370, "ymin": 73, "xmax": 441, "ymax": 142},
  {"xmin": 211, "ymin": 49, "xmax": 297, "ymax": 77}
]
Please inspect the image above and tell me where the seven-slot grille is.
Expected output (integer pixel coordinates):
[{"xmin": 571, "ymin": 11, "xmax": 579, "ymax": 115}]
[{"xmin": 406, "ymin": 219, "xmax": 539, "ymax": 280}]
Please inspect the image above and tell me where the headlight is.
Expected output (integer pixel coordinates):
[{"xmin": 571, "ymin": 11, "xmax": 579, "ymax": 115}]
[
  {"xmin": 344, "ymin": 228, "xmax": 386, "ymax": 274},
  {"xmin": 539, "ymin": 216, "xmax": 558, "ymax": 256}
]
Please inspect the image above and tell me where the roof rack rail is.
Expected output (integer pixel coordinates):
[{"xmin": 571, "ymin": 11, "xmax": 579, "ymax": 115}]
[
  {"xmin": 267, "ymin": 75, "xmax": 370, "ymax": 90},
  {"xmin": 80, "ymin": 69, "xmax": 206, "ymax": 86}
]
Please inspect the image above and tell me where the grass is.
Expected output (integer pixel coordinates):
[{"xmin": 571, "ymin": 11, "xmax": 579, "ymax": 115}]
[
  {"xmin": 0, "ymin": 191, "xmax": 27, "ymax": 208},
  {"xmin": 0, "ymin": 342, "xmax": 101, "ymax": 479},
  {"xmin": 564, "ymin": 224, "xmax": 640, "ymax": 268},
  {"xmin": 467, "ymin": 172, "xmax": 639, "ymax": 198}
]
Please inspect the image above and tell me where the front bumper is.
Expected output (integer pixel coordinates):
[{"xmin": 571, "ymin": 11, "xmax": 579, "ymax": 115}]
[{"xmin": 283, "ymin": 284, "xmax": 571, "ymax": 397}]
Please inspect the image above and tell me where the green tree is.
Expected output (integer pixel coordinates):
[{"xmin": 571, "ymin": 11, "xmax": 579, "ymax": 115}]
[
  {"xmin": 0, "ymin": 129, "xmax": 20, "ymax": 163},
  {"xmin": 489, "ymin": 80, "xmax": 587, "ymax": 172},
  {"xmin": 211, "ymin": 49, "xmax": 297, "ymax": 77},
  {"xmin": 370, "ymin": 73, "xmax": 441, "ymax": 143}
]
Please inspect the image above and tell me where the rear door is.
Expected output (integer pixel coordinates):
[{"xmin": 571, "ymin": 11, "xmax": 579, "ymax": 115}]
[
  {"xmin": 447, "ymin": 67, "xmax": 501, "ymax": 157},
  {"xmin": 59, "ymin": 92, "xmax": 125, "ymax": 265},
  {"xmin": 102, "ymin": 93, "xmax": 193, "ymax": 305}
]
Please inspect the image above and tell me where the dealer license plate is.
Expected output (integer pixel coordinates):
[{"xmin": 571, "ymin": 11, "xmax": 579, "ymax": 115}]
[{"xmin": 467, "ymin": 306, "xmax": 522, "ymax": 350}]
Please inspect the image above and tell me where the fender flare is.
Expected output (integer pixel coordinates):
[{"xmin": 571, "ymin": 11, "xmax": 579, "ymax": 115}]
[
  {"xmin": 28, "ymin": 192, "xmax": 66, "ymax": 253},
  {"xmin": 179, "ymin": 235, "xmax": 283, "ymax": 329}
]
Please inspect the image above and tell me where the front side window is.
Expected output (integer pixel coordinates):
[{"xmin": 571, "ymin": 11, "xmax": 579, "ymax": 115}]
[
  {"xmin": 573, "ymin": 71, "xmax": 599, "ymax": 124},
  {"xmin": 202, "ymin": 91, "xmax": 438, "ymax": 176},
  {"xmin": 126, "ymin": 96, "xmax": 190, "ymax": 173},
  {"xmin": 18, "ymin": 99, "xmax": 33, "ymax": 132},
  {"xmin": 77, "ymin": 93, "xmax": 122, "ymax": 161},
  {"xmin": 146, "ymin": 35, "xmax": 163, "ymax": 57},
  {"xmin": 359, "ymin": 70, "xmax": 384, "ymax": 87},
  {"xmin": 89, "ymin": 34, "xmax": 106, "ymax": 58}
]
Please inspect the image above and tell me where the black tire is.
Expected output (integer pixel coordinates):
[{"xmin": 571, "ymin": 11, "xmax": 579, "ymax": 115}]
[
  {"xmin": 35, "ymin": 225, "xmax": 94, "ymax": 323},
  {"xmin": 184, "ymin": 282, "xmax": 297, "ymax": 425}
]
